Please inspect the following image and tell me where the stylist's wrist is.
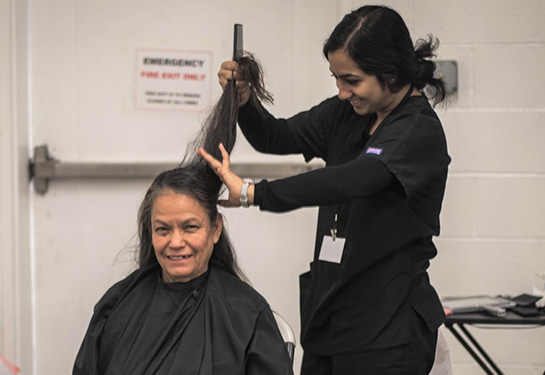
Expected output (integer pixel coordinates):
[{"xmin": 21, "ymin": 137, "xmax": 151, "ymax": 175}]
[{"xmin": 247, "ymin": 183, "xmax": 255, "ymax": 206}]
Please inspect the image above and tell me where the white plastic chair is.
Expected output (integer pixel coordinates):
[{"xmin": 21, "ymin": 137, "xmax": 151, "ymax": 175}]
[{"xmin": 272, "ymin": 310, "xmax": 296, "ymax": 364}]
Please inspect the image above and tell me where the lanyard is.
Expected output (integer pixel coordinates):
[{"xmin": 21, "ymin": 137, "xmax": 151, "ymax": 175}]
[{"xmin": 330, "ymin": 213, "xmax": 339, "ymax": 240}]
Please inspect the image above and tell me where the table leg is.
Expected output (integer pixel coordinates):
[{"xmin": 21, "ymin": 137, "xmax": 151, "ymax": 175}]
[
  {"xmin": 458, "ymin": 324, "xmax": 504, "ymax": 375},
  {"xmin": 445, "ymin": 322, "xmax": 504, "ymax": 375}
]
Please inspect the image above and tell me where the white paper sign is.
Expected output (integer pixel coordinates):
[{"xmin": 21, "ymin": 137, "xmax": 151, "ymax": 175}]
[
  {"xmin": 318, "ymin": 236, "xmax": 346, "ymax": 264},
  {"xmin": 136, "ymin": 49, "xmax": 212, "ymax": 112}
]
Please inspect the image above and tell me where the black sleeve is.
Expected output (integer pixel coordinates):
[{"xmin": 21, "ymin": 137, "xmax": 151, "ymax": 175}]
[
  {"xmin": 238, "ymin": 97, "xmax": 346, "ymax": 162},
  {"xmin": 364, "ymin": 110, "xmax": 451, "ymax": 199},
  {"xmin": 254, "ymin": 155, "xmax": 395, "ymax": 212},
  {"xmin": 238, "ymin": 103, "xmax": 300, "ymax": 155}
]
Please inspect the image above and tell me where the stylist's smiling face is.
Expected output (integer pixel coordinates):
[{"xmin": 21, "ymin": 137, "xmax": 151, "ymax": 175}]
[
  {"xmin": 328, "ymin": 49, "xmax": 395, "ymax": 116},
  {"xmin": 151, "ymin": 191, "xmax": 222, "ymax": 283}
]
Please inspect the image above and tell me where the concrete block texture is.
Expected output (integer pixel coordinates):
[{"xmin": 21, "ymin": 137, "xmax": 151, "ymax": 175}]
[
  {"xmin": 430, "ymin": 239, "xmax": 539, "ymax": 297},
  {"xmin": 440, "ymin": 175, "xmax": 477, "ymax": 237},
  {"xmin": 476, "ymin": 176, "xmax": 545, "ymax": 237},
  {"xmin": 413, "ymin": 0, "xmax": 542, "ymax": 44},
  {"xmin": 475, "ymin": 44, "xmax": 545, "ymax": 108},
  {"xmin": 535, "ymin": 242, "xmax": 545, "ymax": 291},
  {"xmin": 540, "ymin": 113, "xmax": 545, "ymax": 171},
  {"xmin": 541, "ymin": 0, "xmax": 545, "ymax": 43},
  {"xmin": 440, "ymin": 110, "xmax": 544, "ymax": 173},
  {"xmin": 445, "ymin": 327, "xmax": 545, "ymax": 374}
]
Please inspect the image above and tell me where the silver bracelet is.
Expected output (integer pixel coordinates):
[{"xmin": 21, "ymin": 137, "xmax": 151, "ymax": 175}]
[{"xmin": 239, "ymin": 178, "xmax": 254, "ymax": 208}]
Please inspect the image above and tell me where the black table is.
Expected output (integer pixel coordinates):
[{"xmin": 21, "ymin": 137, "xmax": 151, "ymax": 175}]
[{"xmin": 444, "ymin": 310, "xmax": 545, "ymax": 375}]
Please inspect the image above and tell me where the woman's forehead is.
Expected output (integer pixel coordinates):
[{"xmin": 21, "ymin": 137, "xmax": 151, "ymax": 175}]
[
  {"xmin": 328, "ymin": 49, "xmax": 363, "ymax": 75},
  {"xmin": 152, "ymin": 192, "xmax": 205, "ymax": 217}
]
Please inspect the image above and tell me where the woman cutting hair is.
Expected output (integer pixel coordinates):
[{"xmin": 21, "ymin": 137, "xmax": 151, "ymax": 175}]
[{"xmin": 199, "ymin": 5, "xmax": 450, "ymax": 375}]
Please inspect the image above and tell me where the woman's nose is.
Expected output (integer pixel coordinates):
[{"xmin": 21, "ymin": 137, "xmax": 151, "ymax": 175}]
[
  {"xmin": 169, "ymin": 231, "xmax": 185, "ymax": 248},
  {"xmin": 337, "ymin": 82, "xmax": 351, "ymax": 100}
]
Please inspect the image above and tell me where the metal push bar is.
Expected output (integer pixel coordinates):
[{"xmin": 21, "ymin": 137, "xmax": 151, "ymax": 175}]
[{"xmin": 29, "ymin": 144, "xmax": 321, "ymax": 195}]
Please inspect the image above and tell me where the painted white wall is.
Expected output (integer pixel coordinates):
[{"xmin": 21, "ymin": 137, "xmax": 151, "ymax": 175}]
[
  {"xmin": 2, "ymin": 0, "xmax": 545, "ymax": 374},
  {"xmin": 0, "ymin": 0, "xmax": 33, "ymax": 372},
  {"xmin": 0, "ymin": 0, "xmax": 16, "ymax": 363}
]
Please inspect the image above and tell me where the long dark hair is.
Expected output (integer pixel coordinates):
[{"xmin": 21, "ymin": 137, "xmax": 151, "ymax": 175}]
[
  {"xmin": 323, "ymin": 5, "xmax": 446, "ymax": 106},
  {"xmin": 137, "ymin": 52, "xmax": 271, "ymax": 281},
  {"xmin": 183, "ymin": 51, "xmax": 273, "ymax": 168}
]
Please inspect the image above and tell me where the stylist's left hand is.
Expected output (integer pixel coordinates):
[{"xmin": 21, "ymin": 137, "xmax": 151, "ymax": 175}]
[{"xmin": 197, "ymin": 143, "xmax": 244, "ymax": 207}]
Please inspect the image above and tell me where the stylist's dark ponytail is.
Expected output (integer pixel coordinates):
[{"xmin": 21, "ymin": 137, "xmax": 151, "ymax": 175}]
[{"xmin": 414, "ymin": 35, "xmax": 446, "ymax": 105}]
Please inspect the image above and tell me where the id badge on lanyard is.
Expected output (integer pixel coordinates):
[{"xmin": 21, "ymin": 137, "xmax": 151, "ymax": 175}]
[{"xmin": 318, "ymin": 213, "xmax": 345, "ymax": 264}]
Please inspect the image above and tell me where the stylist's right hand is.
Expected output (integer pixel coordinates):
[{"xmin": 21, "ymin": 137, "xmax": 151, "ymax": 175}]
[
  {"xmin": 218, "ymin": 61, "xmax": 250, "ymax": 107},
  {"xmin": 197, "ymin": 143, "xmax": 246, "ymax": 207}
]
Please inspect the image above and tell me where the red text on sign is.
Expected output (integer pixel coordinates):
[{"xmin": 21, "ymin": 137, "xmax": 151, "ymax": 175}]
[{"xmin": 140, "ymin": 71, "xmax": 159, "ymax": 78}]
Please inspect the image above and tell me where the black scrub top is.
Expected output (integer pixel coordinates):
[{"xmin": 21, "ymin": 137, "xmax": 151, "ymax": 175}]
[{"xmin": 238, "ymin": 94, "xmax": 450, "ymax": 355}]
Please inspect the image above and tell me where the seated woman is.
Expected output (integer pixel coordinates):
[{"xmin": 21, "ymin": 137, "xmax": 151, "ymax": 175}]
[
  {"xmin": 73, "ymin": 52, "xmax": 293, "ymax": 375},
  {"xmin": 73, "ymin": 165, "xmax": 293, "ymax": 375}
]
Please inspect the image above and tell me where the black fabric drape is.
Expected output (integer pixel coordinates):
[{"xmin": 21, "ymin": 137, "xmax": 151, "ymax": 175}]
[{"xmin": 74, "ymin": 265, "xmax": 293, "ymax": 375}]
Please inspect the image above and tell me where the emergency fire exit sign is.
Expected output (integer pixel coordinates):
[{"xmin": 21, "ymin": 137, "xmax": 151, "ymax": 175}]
[{"xmin": 136, "ymin": 49, "xmax": 212, "ymax": 112}]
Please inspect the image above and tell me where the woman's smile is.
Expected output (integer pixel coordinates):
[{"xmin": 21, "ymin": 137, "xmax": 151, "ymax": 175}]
[
  {"xmin": 349, "ymin": 97, "xmax": 365, "ymax": 108},
  {"xmin": 166, "ymin": 254, "xmax": 193, "ymax": 261}
]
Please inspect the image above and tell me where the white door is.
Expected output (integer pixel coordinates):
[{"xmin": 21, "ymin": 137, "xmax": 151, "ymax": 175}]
[
  {"xmin": 11, "ymin": 1, "xmax": 340, "ymax": 374},
  {"xmin": 1, "ymin": 0, "xmax": 33, "ymax": 371}
]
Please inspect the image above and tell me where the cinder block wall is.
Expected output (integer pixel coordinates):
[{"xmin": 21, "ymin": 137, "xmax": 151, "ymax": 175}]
[{"xmin": 387, "ymin": 0, "xmax": 545, "ymax": 373}]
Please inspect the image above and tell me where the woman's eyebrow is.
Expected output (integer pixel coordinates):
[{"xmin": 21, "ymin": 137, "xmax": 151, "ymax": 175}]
[
  {"xmin": 152, "ymin": 219, "xmax": 169, "ymax": 226},
  {"xmin": 340, "ymin": 73, "xmax": 361, "ymax": 78},
  {"xmin": 330, "ymin": 70, "xmax": 360, "ymax": 79}
]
